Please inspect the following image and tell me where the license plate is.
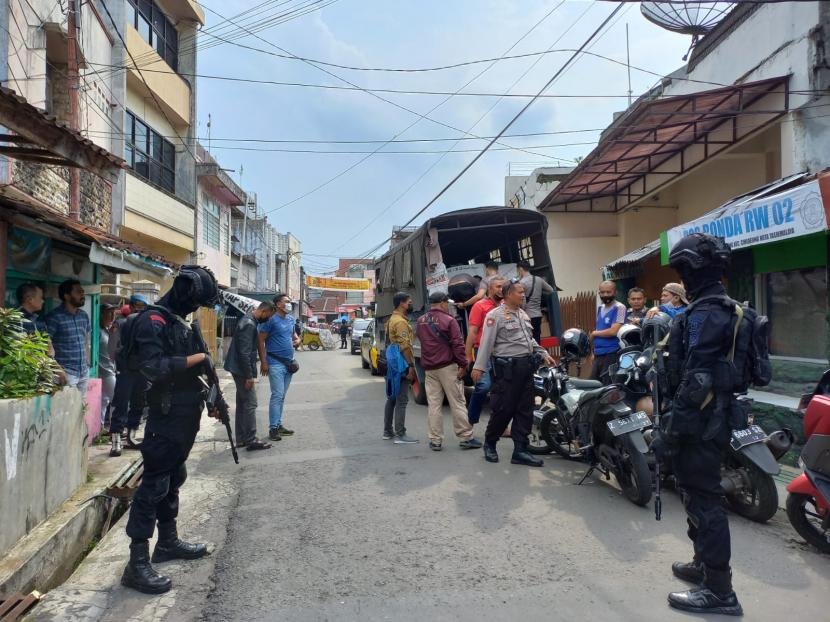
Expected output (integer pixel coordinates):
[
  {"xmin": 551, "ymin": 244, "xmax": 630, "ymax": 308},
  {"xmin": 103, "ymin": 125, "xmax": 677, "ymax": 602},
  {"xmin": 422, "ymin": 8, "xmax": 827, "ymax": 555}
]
[
  {"xmin": 607, "ymin": 411, "xmax": 651, "ymax": 436},
  {"xmin": 730, "ymin": 424, "xmax": 767, "ymax": 450}
]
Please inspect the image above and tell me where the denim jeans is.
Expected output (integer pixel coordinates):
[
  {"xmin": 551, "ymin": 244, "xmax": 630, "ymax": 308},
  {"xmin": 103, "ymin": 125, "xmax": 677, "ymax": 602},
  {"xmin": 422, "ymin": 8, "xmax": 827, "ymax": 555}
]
[
  {"xmin": 100, "ymin": 374, "xmax": 116, "ymax": 427},
  {"xmin": 268, "ymin": 360, "xmax": 293, "ymax": 430},
  {"xmin": 466, "ymin": 369, "xmax": 491, "ymax": 424},
  {"xmin": 65, "ymin": 371, "xmax": 89, "ymax": 397}
]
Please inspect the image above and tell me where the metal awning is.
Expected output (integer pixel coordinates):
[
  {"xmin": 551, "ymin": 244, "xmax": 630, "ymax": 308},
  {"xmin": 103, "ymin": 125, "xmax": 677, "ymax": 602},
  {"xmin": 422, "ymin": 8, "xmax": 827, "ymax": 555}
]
[
  {"xmin": 2, "ymin": 197, "xmax": 178, "ymax": 273},
  {"xmin": 0, "ymin": 87, "xmax": 126, "ymax": 182},
  {"xmin": 604, "ymin": 239, "xmax": 661, "ymax": 279},
  {"xmin": 539, "ymin": 76, "xmax": 790, "ymax": 213}
]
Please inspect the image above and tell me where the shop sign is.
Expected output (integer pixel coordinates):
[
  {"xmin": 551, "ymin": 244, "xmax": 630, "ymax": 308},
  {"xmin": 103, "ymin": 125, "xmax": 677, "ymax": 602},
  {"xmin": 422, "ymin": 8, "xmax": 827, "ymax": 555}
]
[
  {"xmin": 305, "ymin": 275, "xmax": 372, "ymax": 292},
  {"xmin": 665, "ymin": 179, "xmax": 829, "ymax": 252}
]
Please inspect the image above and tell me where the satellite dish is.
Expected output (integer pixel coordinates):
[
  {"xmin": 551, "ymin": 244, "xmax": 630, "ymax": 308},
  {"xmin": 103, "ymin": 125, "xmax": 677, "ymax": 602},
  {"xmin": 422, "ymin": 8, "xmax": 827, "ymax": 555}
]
[{"xmin": 640, "ymin": 2, "xmax": 734, "ymax": 37}]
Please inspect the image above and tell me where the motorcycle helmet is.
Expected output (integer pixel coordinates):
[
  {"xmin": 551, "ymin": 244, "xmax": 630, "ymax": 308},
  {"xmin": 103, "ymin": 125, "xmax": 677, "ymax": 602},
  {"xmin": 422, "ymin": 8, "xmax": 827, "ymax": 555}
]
[
  {"xmin": 560, "ymin": 328, "xmax": 590, "ymax": 360},
  {"xmin": 641, "ymin": 312, "xmax": 672, "ymax": 347},
  {"xmin": 617, "ymin": 324, "xmax": 642, "ymax": 349},
  {"xmin": 668, "ymin": 232, "xmax": 731, "ymax": 272}
]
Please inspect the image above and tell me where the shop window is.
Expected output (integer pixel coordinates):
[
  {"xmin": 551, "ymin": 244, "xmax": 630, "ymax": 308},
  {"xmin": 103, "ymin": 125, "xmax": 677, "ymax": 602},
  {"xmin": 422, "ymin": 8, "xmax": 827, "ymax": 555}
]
[
  {"xmin": 127, "ymin": 0, "xmax": 178, "ymax": 71},
  {"xmin": 203, "ymin": 198, "xmax": 220, "ymax": 250},
  {"xmin": 765, "ymin": 267, "xmax": 827, "ymax": 360},
  {"xmin": 125, "ymin": 110, "xmax": 175, "ymax": 193}
]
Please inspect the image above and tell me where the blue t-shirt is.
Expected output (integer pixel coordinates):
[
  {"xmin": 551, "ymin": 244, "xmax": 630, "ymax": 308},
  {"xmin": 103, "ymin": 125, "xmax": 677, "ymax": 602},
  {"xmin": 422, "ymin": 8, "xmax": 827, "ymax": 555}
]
[
  {"xmin": 258, "ymin": 314, "xmax": 296, "ymax": 363},
  {"xmin": 659, "ymin": 303, "xmax": 686, "ymax": 318},
  {"xmin": 593, "ymin": 302, "xmax": 626, "ymax": 355}
]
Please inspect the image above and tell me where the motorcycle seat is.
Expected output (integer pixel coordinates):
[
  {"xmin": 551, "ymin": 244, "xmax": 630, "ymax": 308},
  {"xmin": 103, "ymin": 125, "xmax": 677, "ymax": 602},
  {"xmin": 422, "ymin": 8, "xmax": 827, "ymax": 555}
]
[
  {"xmin": 570, "ymin": 378, "xmax": 603, "ymax": 390},
  {"xmin": 578, "ymin": 385, "xmax": 615, "ymax": 406}
]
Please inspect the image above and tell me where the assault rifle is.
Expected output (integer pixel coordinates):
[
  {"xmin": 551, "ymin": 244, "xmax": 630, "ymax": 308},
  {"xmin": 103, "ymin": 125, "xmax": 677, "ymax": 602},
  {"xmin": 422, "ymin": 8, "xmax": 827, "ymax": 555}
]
[
  {"xmin": 651, "ymin": 340, "xmax": 668, "ymax": 521},
  {"xmin": 192, "ymin": 320, "xmax": 239, "ymax": 464}
]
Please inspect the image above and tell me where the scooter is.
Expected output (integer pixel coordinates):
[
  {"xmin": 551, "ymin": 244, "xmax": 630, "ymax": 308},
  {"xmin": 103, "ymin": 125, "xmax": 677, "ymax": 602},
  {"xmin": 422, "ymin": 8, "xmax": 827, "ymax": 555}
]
[
  {"xmin": 530, "ymin": 354, "xmax": 653, "ymax": 507},
  {"xmin": 786, "ymin": 370, "xmax": 830, "ymax": 553},
  {"xmin": 610, "ymin": 349, "xmax": 793, "ymax": 523}
]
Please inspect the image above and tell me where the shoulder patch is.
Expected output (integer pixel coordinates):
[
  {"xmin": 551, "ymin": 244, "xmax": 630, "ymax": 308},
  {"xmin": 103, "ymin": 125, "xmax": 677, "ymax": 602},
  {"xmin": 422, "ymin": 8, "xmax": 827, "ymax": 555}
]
[
  {"xmin": 486, "ymin": 317, "xmax": 495, "ymax": 327},
  {"xmin": 149, "ymin": 313, "xmax": 167, "ymax": 325}
]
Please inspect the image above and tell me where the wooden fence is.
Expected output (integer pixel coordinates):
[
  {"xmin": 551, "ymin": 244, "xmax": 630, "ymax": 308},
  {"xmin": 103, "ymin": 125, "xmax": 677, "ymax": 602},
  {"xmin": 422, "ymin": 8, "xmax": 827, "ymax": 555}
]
[
  {"xmin": 547, "ymin": 291, "xmax": 596, "ymax": 378},
  {"xmin": 559, "ymin": 290, "xmax": 597, "ymax": 332}
]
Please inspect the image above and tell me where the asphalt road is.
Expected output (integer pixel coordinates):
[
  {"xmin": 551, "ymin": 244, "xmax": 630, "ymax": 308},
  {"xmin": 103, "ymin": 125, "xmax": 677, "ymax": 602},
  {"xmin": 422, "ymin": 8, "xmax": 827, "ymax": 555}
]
[{"xmin": 189, "ymin": 348, "xmax": 830, "ymax": 621}]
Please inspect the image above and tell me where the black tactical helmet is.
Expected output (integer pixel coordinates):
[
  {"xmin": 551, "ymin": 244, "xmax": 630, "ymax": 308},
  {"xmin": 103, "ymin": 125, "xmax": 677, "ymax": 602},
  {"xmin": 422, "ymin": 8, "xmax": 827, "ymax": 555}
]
[
  {"xmin": 668, "ymin": 233, "xmax": 731, "ymax": 273},
  {"xmin": 561, "ymin": 328, "xmax": 590, "ymax": 359},
  {"xmin": 176, "ymin": 265, "xmax": 221, "ymax": 308},
  {"xmin": 641, "ymin": 312, "xmax": 672, "ymax": 347}
]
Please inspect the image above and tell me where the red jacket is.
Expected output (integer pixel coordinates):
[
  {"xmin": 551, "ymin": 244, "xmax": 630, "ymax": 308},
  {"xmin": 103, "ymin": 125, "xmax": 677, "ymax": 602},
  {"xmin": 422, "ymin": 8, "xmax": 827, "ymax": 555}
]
[{"xmin": 415, "ymin": 309, "xmax": 468, "ymax": 371}]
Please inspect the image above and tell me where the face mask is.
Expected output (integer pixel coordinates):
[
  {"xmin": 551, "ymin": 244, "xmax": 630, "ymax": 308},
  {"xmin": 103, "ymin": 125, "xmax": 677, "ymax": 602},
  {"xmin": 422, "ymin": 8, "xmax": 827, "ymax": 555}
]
[
  {"xmin": 600, "ymin": 295, "xmax": 615, "ymax": 304},
  {"xmin": 283, "ymin": 303, "xmax": 293, "ymax": 313}
]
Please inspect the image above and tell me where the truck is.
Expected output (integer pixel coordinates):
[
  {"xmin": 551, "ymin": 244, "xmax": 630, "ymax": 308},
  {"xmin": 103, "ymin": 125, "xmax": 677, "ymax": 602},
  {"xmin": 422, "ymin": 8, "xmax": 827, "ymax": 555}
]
[{"xmin": 371, "ymin": 206, "xmax": 562, "ymax": 405}]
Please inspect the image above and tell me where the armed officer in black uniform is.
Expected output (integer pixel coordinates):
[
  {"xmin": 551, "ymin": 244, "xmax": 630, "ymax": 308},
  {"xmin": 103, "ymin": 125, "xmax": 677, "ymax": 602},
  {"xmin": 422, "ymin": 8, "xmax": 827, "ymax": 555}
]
[
  {"xmin": 120, "ymin": 266, "xmax": 222, "ymax": 594},
  {"xmin": 657, "ymin": 233, "xmax": 743, "ymax": 616}
]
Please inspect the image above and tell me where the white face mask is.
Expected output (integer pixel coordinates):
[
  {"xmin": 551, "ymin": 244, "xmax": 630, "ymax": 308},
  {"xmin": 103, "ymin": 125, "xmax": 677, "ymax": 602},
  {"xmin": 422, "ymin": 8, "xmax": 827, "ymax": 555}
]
[{"xmin": 283, "ymin": 302, "xmax": 293, "ymax": 313}]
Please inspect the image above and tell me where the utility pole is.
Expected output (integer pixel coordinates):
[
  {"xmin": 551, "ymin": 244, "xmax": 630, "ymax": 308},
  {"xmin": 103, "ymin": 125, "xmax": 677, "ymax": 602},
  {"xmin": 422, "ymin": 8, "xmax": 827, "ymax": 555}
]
[
  {"xmin": 626, "ymin": 23, "xmax": 633, "ymax": 107},
  {"xmin": 67, "ymin": 0, "xmax": 80, "ymax": 220}
]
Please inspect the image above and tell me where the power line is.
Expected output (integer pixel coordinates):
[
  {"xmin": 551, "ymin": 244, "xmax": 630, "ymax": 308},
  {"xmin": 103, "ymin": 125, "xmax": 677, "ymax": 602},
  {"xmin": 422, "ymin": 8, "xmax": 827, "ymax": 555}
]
[
  {"xmin": 357, "ymin": 3, "xmax": 628, "ymax": 260},
  {"xmin": 329, "ymin": 0, "xmax": 597, "ymax": 255}
]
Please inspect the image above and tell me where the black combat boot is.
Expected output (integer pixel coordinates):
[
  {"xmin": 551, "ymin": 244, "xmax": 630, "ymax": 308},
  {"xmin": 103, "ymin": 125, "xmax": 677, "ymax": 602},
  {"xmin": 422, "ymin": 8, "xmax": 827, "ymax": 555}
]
[
  {"xmin": 668, "ymin": 566, "xmax": 743, "ymax": 616},
  {"xmin": 672, "ymin": 559, "xmax": 704, "ymax": 584},
  {"xmin": 121, "ymin": 540, "xmax": 172, "ymax": 594},
  {"xmin": 510, "ymin": 439, "xmax": 544, "ymax": 467},
  {"xmin": 483, "ymin": 441, "xmax": 499, "ymax": 463},
  {"xmin": 151, "ymin": 521, "xmax": 209, "ymax": 563}
]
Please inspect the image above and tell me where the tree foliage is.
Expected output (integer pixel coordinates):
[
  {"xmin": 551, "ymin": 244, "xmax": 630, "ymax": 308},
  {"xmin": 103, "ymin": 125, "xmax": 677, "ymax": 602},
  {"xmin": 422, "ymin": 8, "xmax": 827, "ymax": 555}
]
[{"xmin": 0, "ymin": 308, "xmax": 61, "ymax": 399}]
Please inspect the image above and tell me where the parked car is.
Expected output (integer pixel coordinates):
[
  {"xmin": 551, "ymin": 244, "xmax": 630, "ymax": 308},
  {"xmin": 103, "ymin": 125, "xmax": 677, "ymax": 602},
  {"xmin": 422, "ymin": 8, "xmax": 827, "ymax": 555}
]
[
  {"xmin": 350, "ymin": 319, "xmax": 372, "ymax": 354},
  {"xmin": 360, "ymin": 320, "xmax": 386, "ymax": 376}
]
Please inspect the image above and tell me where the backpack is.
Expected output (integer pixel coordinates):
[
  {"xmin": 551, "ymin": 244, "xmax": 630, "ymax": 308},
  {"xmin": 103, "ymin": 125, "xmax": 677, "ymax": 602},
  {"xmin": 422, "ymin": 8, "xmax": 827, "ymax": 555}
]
[
  {"xmin": 729, "ymin": 301, "xmax": 772, "ymax": 392},
  {"xmin": 687, "ymin": 295, "xmax": 772, "ymax": 392},
  {"xmin": 116, "ymin": 305, "xmax": 172, "ymax": 372}
]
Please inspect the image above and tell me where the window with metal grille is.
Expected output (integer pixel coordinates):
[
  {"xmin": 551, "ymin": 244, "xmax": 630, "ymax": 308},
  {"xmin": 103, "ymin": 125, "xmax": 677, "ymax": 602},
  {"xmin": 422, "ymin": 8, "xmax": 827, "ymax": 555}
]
[
  {"xmin": 203, "ymin": 198, "xmax": 220, "ymax": 249},
  {"xmin": 489, "ymin": 249, "xmax": 501, "ymax": 262},
  {"xmin": 518, "ymin": 237, "xmax": 534, "ymax": 264},
  {"xmin": 127, "ymin": 0, "xmax": 179, "ymax": 71},
  {"xmin": 125, "ymin": 110, "xmax": 175, "ymax": 193}
]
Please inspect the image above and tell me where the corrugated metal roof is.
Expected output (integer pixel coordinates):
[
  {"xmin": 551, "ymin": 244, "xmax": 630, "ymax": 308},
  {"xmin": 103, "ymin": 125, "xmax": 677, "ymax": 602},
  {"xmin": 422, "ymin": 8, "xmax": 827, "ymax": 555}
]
[{"xmin": 605, "ymin": 239, "xmax": 661, "ymax": 279}]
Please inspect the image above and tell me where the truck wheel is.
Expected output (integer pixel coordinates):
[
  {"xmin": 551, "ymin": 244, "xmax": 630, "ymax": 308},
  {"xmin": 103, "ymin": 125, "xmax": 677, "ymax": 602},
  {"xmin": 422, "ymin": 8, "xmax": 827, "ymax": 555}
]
[{"xmin": 410, "ymin": 360, "xmax": 428, "ymax": 405}]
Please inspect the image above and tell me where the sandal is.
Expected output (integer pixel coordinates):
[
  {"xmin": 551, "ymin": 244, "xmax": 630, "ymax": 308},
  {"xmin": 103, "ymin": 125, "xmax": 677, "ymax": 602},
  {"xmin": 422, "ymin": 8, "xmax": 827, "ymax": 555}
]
[{"xmin": 246, "ymin": 439, "xmax": 273, "ymax": 451}]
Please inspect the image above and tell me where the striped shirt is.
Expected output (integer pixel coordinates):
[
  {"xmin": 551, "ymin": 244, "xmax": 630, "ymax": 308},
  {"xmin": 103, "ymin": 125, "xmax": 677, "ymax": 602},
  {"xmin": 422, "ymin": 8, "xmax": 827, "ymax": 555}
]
[{"xmin": 45, "ymin": 304, "xmax": 90, "ymax": 376}]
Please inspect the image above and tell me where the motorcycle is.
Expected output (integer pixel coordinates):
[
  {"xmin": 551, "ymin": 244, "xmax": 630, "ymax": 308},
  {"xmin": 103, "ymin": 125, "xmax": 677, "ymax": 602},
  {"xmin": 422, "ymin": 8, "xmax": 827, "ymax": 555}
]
[
  {"xmin": 610, "ymin": 348, "xmax": 793, "ymax": 523},
  {"xmin": 530, "ymin": 354, "xmax": 653, "ymax": 507},
  {"xmin": 786, "ymin": 370, "xmax": 830, "ymax": 553}
]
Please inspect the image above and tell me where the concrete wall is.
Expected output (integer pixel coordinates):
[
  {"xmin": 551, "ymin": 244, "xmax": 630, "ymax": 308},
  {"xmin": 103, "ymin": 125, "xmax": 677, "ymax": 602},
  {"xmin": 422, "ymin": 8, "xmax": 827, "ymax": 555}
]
[
  {"xmin": 0, "ymin": 388, "xmax": 87, "ymax": 559},
  {"xmin": 546, "ymin": 213, "xmax": 620, "ymax": 295}
]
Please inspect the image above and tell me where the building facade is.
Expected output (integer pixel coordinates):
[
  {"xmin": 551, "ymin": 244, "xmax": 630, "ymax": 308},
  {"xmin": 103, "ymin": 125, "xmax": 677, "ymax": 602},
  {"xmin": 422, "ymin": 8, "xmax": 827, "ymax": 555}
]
[
  {"xmin": 195, "ymin": 143, "xmax": 245, "ymax": 288},
  {"xmin": 536, "ymin": 2, "xmax": 830, "ymax": 362}
]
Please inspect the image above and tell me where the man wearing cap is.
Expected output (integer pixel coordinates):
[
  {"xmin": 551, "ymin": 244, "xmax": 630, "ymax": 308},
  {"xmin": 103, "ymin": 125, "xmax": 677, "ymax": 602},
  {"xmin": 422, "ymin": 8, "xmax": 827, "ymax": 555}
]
[
  {"xmin": 646, "ymin": 282, "xmax": 688, "ymax": 320},
  {"xmin": 109, "ymin": 294, "xmax": 150, "ymax": 456},
  {"xmin": 415, "ymin": 291, "xmax": 481, "ymax": 451}
]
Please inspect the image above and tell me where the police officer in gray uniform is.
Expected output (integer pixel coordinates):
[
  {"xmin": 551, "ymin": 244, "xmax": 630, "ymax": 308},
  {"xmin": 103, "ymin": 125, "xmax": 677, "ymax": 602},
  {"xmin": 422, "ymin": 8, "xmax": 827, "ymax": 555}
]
[{"xmin": 472, "ymin": 279, "xmax": 554, "ymax": 466}]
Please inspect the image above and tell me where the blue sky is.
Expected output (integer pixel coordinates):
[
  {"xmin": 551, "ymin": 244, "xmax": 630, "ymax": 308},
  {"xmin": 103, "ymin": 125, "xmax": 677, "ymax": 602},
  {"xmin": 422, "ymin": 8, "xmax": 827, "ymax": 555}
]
[{"xmin": 196, "ymin": 0, "xmax": 698, "ymax": 273}]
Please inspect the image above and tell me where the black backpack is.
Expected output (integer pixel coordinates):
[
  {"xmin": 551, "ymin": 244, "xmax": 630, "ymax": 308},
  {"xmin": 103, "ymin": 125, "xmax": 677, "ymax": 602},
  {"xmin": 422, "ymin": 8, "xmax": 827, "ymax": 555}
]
[
  {"xmin": 686, "ymin": 295, "xmax": 772, "ymax": 392},
  {"xmin": 116, "ymin": 305, "xmax": 171, "ymax": 372}
]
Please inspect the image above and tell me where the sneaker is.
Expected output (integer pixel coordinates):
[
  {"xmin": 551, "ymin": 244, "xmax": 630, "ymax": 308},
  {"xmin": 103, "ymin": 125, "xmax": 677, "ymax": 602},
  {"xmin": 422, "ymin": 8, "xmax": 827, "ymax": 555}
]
[
  {"xmin": 459, "ymin": 437, "xmax": 483, "ymax": 450},
  {"xmin": 429, "ymin": 442, "xmax": 442, "ymax": 451},
  {"xmin": 382, "ymin": 432, "xmax": 394, "ymax": 440},
  {"xmin": 268, "ymin": 428, "xmax": 282, "ymax": 441},
  {"xmin": 277, "ymin": 425, "xmax": 294, "ymax": 436},
  {"xmin": 393, "ymin": 434, "xmax": 419, "ymax": 444}
]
